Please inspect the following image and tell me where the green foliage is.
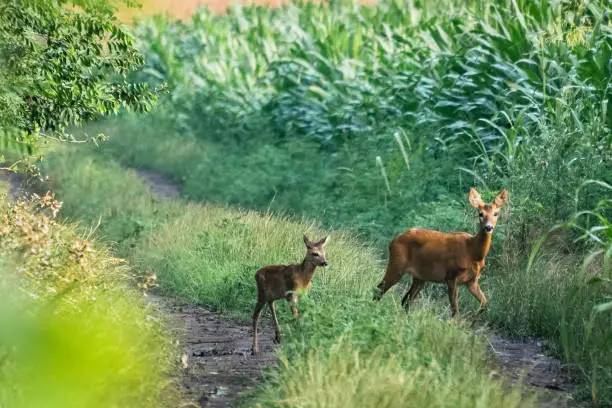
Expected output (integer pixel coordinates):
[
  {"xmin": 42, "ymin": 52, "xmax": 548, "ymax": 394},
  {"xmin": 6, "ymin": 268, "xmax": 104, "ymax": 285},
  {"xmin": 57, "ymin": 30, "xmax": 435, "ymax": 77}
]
[
  {"xmin": 33, "ymin": 0, "xmax": 612, "ymax": 404},
  {"xmin": 0, "ymin": 183, "xmax": 178, "ymax": 408},
  {"xmin": 43, "ymin": 145, "xmax": 537, "ymax": 408},
  {"xmin": 112, "ymin": 0, "xmax": 611, "ymax": 250},
  {"xmin": 0, "ymin": 0, "xmax": 158, "ymax": 172},
  {"xmin": 68, "ymin": 0, "xmax": 612, "ymax": 403},
  {"xmin": 506, "ymin": 179, "xmax": 612, "ymax": 401}
]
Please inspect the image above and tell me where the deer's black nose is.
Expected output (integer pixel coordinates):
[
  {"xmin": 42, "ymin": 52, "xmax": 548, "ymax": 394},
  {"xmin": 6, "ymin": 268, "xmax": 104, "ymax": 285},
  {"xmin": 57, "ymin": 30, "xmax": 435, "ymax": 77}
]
[
  {"xmin": 321, "ymin": 261, "xmax": 328, "ymax": 267},
  {"xmin": 484, "ymin": 225, "xmax": 493, "ymax": 232}
]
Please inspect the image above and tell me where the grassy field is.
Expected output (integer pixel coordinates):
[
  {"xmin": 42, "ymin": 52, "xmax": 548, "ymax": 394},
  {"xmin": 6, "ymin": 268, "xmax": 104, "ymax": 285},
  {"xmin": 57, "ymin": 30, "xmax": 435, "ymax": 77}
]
[
  {"xmin": 0, "ymin": 180, "xmax": 178, "ymax": 408},
  {"xmin": 43, "ymin": 146, "xmax": 540, "ymax": 407},
  {"xmin": 35, "ymin": 0, "xmax": 612, "ymax": 405},
  {"xmin": 68, "ymin": 114, "xmax": 612, "ymax": 404}
]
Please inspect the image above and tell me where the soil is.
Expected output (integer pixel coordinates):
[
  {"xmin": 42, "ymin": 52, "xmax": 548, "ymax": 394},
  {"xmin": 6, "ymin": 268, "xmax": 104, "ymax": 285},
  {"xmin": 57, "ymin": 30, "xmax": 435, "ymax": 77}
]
[
  {"xmin": 130, "ymin": 169, "xmax": 278, "ymax": 407},
  {"xmin": 1, "ymin": 167, "xmax": 580, "ymax": 407},
  {"xmin": 487, "ymin": 334, "xmax": 578, "ymax": 407},
  {"xmin": 0, "ymin": 168, "xmax": 23, "ymax": 200},
  {"xmin": 146, "ymin": 295, "xmax": 277, "ymax": 408}
]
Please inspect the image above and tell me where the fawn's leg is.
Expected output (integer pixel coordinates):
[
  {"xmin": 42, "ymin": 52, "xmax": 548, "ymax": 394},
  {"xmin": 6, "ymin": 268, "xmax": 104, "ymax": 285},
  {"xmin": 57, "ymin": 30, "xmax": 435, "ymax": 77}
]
[
  {"xmin": 466, "ymin": 279, "xmax": 488, "ymax": 314},
  {"xmin": 446, "ymin": 279, "xmax": 460, "ymax": 318},
  {"xmin": 269, "ymin": 301, "xmax": 282, "ymax": 344},
  {"xmin": 401, "ymin": 278, "xmax": 425, "ymax": 311},
  {"xmin": 286, "ymin": 292, "xmax": 299, "ymax": 318},
  {"xmin": 251, "ymin": 300, "xmax": 265, "ymax": 355}
]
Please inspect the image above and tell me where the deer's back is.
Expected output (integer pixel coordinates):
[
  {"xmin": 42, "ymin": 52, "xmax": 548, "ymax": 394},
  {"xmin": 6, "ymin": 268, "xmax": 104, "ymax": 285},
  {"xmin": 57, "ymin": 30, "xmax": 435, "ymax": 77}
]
[
  {"xmin": 255, "ymin": 264, "xmax": 304, "ymax": 301},
  {"xmin": 393, "ymin": 229, "xmax": 474, "ymax": 282}
]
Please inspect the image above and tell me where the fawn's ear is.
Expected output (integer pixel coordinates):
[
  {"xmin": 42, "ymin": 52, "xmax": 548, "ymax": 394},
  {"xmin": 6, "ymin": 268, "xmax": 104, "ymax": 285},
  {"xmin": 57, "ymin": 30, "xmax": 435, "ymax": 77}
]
[
  {"xmin": 469, "ymin": 188, "xmax": 485, "ymax": 208},
  {"xmin": 303, "ymin": 234, "xmax": 312, "ymax": 248},
  {"xmin": 316, "ymin": 235, "xmax": 330, "ymax": 247},
  {"xmin": 494, "ymin": 189, "xmax": 509, "ymax": 208}
]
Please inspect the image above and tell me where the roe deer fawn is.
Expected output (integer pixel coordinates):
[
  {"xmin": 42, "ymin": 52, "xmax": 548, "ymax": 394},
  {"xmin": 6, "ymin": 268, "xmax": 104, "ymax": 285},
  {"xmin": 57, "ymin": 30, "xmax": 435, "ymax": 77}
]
[
  {"xmin": 374, "ymin": 188, "xmax": 508, "ymax": 318},
  {"xmin": 251, "ymin": 235, "xmax": 329, "ymax": 355}
]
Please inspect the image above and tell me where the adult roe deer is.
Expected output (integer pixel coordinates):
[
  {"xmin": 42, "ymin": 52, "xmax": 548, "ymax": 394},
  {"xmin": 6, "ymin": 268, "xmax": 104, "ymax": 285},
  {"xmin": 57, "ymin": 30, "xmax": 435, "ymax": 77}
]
[
  {"xmin": 251, "ymin": 235, "xmax": 329, "ymax": 355},
  {"xmin": 373, "ymin": 188, "xmax": 508, "ymax": 318}
]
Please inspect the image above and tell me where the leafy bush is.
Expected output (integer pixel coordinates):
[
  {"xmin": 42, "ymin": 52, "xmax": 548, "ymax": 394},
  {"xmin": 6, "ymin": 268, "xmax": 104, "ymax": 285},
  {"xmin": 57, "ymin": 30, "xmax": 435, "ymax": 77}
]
[{"xmin": 0, "ymin": 0, "xmax": 158, "ymax": 172}]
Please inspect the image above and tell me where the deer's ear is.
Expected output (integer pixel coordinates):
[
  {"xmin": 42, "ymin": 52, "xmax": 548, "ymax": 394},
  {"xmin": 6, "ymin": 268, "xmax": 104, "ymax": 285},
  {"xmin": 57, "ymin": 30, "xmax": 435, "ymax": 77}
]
[
  {"xmin": 317, "ymin": 235, "xmax": 330, "ymax": 247},
  {"xmin": 469, "ymin": 188, "xmax": 485, "ymax": 208},
  {"xmin": 303, "ymin": 234, "xmax": 312, "ymax": 248},
  {"xmin": 494, "ymin": 189, "xmax": 509, "ymax": 208}
]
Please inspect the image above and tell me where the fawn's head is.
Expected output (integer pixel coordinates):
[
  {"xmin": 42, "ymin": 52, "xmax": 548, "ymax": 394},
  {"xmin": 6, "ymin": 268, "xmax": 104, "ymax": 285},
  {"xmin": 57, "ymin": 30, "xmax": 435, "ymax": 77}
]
[
  {"xmin": 303, "ymin": 235, "xmax": 329, "ymax": 267},
  {"xmin": 469, "ymin": 188, "xmax": 508, "ymax": 234}
]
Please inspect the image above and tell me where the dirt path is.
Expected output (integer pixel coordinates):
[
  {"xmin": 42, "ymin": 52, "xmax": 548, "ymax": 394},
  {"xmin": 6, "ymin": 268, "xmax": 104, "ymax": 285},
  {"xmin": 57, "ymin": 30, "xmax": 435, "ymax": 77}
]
[
  {"xmin": 147, "ymin": 295, "xmax": 276, "ymax": 407},
  {"xmin": 130, "ymin": 169, "xmax": 278, "ymax": 407},
  {"xmin": 487, "ymin": 334, "xmax": 577, "ymax": 407}
]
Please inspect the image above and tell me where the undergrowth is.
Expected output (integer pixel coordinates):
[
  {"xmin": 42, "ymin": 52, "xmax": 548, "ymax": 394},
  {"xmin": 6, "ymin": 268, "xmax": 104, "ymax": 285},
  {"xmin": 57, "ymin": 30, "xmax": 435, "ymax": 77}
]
[
  {"xmin": 43, "ymin": 146, "xmax": 538, "ymax": 408},
  {"xmin": 37, "ymin": 0, "xmax": 612, "ymax": 404},
  {"xmin": 0, "ymin": 180, "xmax": 178, "ymax": 408}
]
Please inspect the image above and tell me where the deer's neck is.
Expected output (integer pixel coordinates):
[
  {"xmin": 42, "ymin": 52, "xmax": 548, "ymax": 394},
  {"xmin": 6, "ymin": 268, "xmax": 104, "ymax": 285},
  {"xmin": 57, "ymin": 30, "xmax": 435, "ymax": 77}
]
[
  {"xmin": 468, "ymin": 228, "xmax": 492, "ymax": 262},
  {"xmin": 299, "ymin": 258, "xmax": 318, "ymax": 281}
]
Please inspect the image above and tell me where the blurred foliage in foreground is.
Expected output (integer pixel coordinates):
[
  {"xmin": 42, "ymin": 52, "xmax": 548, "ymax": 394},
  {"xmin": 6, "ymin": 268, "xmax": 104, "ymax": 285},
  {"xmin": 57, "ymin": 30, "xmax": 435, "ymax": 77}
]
[{"xmin": 0, "ymin": 183, "xmax": 178, "ymax": 408}]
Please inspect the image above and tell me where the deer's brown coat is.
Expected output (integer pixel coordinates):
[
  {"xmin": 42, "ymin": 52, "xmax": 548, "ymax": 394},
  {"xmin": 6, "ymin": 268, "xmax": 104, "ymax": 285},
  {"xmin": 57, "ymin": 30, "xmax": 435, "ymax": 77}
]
[{"xmin": 374, "ymin": 188, "xmax": 508, "ymax": 317}]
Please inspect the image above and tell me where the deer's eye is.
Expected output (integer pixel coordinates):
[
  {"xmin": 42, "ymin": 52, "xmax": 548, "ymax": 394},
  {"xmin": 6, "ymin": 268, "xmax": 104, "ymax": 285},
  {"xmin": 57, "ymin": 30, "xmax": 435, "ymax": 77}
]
[
  {"xmin": 312, "ymin": 253, "xmax": 320, "ymax": 257},
  {"xmin": 494, "ymin": 212, "xmax": 499, "ymax": 217},
  {"xmin": 478, "ymin": 212, "xmax": 484, "ymax": 218}
]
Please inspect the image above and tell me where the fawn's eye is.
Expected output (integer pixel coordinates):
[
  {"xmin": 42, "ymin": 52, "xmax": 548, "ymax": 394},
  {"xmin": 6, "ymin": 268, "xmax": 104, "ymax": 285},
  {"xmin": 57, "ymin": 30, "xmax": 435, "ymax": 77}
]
[
  {"xmin": 479, "ymin": 212, "xmax": 484, "ymax": 218},
  {"xmin": 312, "ymin": 253, "xmax": 320, "ymax": 257},
  {"xmin": 494, "ymin": 212, "xmax": 499, "ymax": 217}
]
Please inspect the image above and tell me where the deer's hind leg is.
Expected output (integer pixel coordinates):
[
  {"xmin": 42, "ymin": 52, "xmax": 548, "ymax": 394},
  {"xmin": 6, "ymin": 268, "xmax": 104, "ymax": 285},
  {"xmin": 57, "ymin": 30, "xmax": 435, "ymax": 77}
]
[
  {"xmin": 252, "ymin": 299, "xmax": 265, "ymax": 355},
  {"xmin": 401, "ymin": 278, "xmax": 424, "ymax": 311},
  {"xmin": 269, "ymin": 301, "xmax": 282, "ymax": 344},
  {"xmin": 374, "ymin": 248, "xmax": 407, "ymax": 300}
]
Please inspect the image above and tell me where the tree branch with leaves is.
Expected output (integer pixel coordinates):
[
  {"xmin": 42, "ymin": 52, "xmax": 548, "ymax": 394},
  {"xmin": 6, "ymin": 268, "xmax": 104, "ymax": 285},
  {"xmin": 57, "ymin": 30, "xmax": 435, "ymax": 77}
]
[{"xmin": 0, "ymin": 0, "xmax": 160, "ymax": 173}]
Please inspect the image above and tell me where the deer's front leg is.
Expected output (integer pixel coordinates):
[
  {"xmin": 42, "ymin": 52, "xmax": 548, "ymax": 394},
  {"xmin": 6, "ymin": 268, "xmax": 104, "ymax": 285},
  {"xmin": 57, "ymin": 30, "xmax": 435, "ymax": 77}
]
[
  {"xmin": 466, "ymin": 279, "xmax": 488, "ymax": 314},
  {"xmin": 286, "ymin": 292, "xmax": 299, "ymax": 318}
]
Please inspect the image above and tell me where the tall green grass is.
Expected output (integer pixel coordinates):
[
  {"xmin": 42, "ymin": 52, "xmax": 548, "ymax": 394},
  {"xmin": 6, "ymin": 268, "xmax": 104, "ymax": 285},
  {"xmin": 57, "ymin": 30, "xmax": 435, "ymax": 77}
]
[
  {"xmin": 75, "ymin": 112, "xmax": 612, "ymax": 404},
  {"xmin": 0, "ymin": 181, "xmax": 178, "ymax": 408},
  {"xmin": 43, "ymin": 145, "xmax": 539, "ymax": 408},
  {"xmin": 45, "ymin": 0, "xmax": 611, "ymax": 404}
]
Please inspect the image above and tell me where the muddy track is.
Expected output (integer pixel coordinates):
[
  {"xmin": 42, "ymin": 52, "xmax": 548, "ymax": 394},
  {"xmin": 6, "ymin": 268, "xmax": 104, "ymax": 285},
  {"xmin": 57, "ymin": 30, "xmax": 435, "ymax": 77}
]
[
  {"xmin": 2, "ymin": 168, "xmax": 579, "ymax": 407},
  {"xmin": 147, "ymin": 295, "xmax": 277, "ymax": 407}
]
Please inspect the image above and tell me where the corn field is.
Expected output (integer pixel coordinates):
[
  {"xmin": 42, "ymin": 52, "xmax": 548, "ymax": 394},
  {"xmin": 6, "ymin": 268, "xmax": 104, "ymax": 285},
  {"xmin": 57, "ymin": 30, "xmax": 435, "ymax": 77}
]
[{"xmin": 133, "ymin": 0, "xmax": 610, "ymax": 153}]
